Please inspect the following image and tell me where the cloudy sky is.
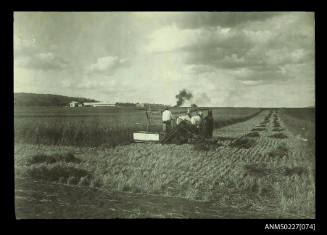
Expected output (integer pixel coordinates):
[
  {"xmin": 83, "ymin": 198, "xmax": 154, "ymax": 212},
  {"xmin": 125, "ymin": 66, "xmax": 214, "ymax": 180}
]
[{"xmin": 14, "ymin": 12, "xmax": 315, "ymax": 107}]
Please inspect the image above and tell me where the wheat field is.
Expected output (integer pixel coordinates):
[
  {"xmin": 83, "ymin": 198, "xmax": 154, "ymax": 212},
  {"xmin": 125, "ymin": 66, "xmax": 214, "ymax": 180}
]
[{"xmin": 14, "ymin": 108, "xmax": 315, "ymax": 218}]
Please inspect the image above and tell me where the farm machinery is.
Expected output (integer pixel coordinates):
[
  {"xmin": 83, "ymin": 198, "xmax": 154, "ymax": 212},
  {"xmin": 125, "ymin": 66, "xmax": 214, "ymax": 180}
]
[{"xmin": 132, "ymin": 105, "xmax": 209, "ymax": 144}]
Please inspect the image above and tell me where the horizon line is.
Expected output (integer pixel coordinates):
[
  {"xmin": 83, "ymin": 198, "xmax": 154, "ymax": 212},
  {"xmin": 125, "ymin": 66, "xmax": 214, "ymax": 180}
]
[{"xmin": 14, "ymin": 92, "xmax": 315, "ymax": 109}]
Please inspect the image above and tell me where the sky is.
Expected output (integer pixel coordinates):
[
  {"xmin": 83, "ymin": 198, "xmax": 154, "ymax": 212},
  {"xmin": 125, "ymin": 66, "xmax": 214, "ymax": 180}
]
[{"xmin": 14, "ymin": 12, "xmax": 315, "ymax": 107}]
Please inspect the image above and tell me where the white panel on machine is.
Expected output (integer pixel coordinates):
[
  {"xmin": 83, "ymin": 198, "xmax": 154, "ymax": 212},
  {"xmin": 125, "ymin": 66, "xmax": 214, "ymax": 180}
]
[{"xmin": 133, "ymin": 132, "xmax": 160, "ymax": 142}]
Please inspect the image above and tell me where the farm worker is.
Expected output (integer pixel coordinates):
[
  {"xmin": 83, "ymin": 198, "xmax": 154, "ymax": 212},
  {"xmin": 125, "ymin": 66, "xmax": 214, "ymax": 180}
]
[
  {"xmin": 186, "ymin": 108, "xmax": 192, "ymax": 121},
  {"xmin": 198, "ymin": 111, "xmax": 203, "ymax": 119},
  {"xmin": 203, "ymin": 109, "xmax": 214, "ymax": 138},
  {"xmin": 162, "ymin": 106, "xmax": 173, "ymax": 133},
  {"xmin": 191, "ymin": 111, "xmax": 203, "ymax": 127},
  {"xmin": 176, "ymin": 110, "xmax": 192, "ymax": 125},
  {"xmin": 191, "ymin": 114, "xmax": 202, "ymax": 134}
]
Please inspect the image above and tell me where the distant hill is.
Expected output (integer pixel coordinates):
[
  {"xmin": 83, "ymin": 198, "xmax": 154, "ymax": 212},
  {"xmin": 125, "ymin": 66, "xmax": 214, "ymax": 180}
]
[{"xmin": 14, "ymin": 93, "xmax": 98, "ymax": 107}]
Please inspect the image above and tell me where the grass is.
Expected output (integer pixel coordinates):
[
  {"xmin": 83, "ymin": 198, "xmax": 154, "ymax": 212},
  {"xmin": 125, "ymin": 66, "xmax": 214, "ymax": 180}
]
[
  {"xmin": 283, "ymin": 167, "xmax": 309, "ymax": 177},
  {"xmin": 15, "ymin": 136, "xmax": 314, "ymax": 218},
  {"xmin": 18, "ymin": 154, "xmax": 105, "ymax": 187},
  {"xmin": 14, "ymin": 117, "xmax": 141, "ymax": 148},
  {"xmin": 269, "ymin": 133, "xmax": 288, "ymax": 139},
  {"xmin": 23, "ymin": 163, "xmax": 92, "ymax": 183},
  {"xmin": 280, "ymin": 108, "xmax": 315, "ymax": 154},
  {"xmin": 243, "ymin": 163, "xmax": 270, "ymax": 177},
  {"xmin": 229, "ymin": 137, "xmax": 256, "ymax": 149},
  {"xmin": 251, "ymin": 127, "xmax": 266, "ymax": 132},
  {"xmin": 282, "ymin": 108, "xmax": 315, "ymax": 121},
  {"xmin": 268, "ymin": 143, "xmax": 288, "ymax": 158},
  {"xmin": 193, "ymin": 142, "xmax": 211, "ymax": 151},
  {"xmin": 245, "ymin": 132, "xmax": 260, "ymax": 137},
  {"xmin": 14, "ymin": 109, "xmax": 315, "ymax": 218},
  {"xmin": 27, "ymin": 152, "xmax": 81, "ymax": 165},
  {"xmin": 243, "ymin": 164, "xmax": 309, "ymax": 178},
  {"xmin": 215, "ymin": 136, "xmax": 237, "ymax": 141},
  {"xmin": 192, "ymin": 140, "xmax": 222, "ymax": 151},
  {"xmin": 272, "ymin": 128, "xmax": 284, "ymax": 132},
  {"xmin": 213, "ymin": 109, "xmax": 262, "ymax": 129},
  {"xmin": 15, "ymin": 106, "xmax": 262, "ymax": 148}
]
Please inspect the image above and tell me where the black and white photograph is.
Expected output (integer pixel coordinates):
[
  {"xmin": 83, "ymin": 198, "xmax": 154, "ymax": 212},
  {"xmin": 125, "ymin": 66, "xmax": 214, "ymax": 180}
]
[{"xmin": 14, "ymin": 12, "xmax": 315, "ymax": 220}]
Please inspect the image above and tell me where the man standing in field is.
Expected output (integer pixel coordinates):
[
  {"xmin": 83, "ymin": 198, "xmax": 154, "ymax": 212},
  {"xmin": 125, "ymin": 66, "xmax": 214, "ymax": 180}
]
[
  {"xmin": 203, "ymin": 109, "xmax": 214, "ymax": 138},
  {"xmin": 191, "ymin": 111, "xmax": 203, "ymax": 134},
  {"xmin": 162, "ymin": 106, "xmax": 173, "ymax": 133},
  {"xmin": 176, "ymin": 109, "xmax": 192, "ymax": 125}
]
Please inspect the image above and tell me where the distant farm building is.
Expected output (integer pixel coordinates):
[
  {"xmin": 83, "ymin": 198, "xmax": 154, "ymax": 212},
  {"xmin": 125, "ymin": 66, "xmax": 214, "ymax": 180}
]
[
  {"xmin": 83, "ymin": 102, "xmax": 96, "ymax": 107},
  {"xmin": 136, "ymin": 103, "xmax": 145, "ymax": 109},
  {"xmin": 83, "ymin": 102, "xmax": 115, "ymax": 107},
  {"xmin": 69, "ymin": 101, "xmax": 79, "ymax": 108}
]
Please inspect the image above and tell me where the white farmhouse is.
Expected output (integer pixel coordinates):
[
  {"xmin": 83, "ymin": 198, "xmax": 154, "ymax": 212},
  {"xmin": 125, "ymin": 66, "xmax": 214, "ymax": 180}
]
[{"xmin": 69, "ymin": 101, "xmax": 79, "ymax": 108}]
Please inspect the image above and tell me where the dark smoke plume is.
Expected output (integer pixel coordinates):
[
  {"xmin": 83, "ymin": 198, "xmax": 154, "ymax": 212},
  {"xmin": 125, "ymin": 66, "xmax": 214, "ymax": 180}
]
[{"xmin": 175, "ymin": 89, "xmax": 193, "ymax": 107}]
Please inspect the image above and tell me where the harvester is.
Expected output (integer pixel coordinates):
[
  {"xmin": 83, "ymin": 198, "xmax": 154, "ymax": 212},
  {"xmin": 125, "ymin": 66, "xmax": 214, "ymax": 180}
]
[{"xmin": 132, "ymin": 105, "xmax": 208, "ymax": 144}]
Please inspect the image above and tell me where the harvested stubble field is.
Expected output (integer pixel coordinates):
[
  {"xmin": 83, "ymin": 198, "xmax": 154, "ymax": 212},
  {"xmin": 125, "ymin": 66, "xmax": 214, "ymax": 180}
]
[{"xmin": 14, "ymin": 107, "xmax": 315, "ymax": 218}]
